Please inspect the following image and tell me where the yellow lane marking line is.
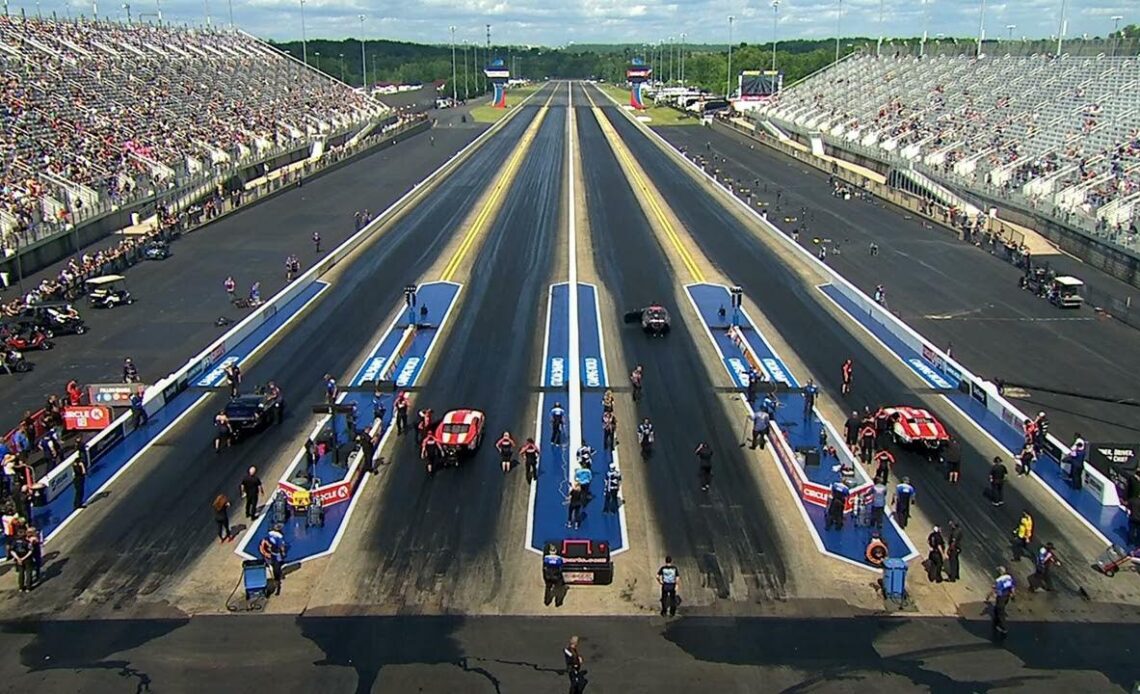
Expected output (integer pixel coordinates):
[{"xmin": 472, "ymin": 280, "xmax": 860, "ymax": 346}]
[
  {"xmin": 439, "ymin": 90, "xmax": 555, "ymax": 282},
  {"xmin": 585, "ymin": 87, "xmax": 705, "ymax": 283}
]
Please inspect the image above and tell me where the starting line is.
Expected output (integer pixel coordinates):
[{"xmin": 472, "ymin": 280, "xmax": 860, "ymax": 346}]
[{"xmin": 235, "ymin": 281, "xmax": 461, "ymax": 564}]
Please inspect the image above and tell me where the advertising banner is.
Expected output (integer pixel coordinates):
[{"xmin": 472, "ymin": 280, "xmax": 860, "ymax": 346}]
[
  {"xmin": 87, "ymin": 383, "xmax": 147, "ymax": 407},
  {"xmin": 63, "ymin": 405, "xmax": 114, "ymax": 431}
]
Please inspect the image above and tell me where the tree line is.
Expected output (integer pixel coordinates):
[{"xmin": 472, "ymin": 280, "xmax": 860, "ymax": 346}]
[{"xmin": 273, "ymin": 26, "xmax": 1139, "ymax": 96}]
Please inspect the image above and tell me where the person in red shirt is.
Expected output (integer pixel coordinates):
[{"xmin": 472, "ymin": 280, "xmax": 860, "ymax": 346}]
[
  {"xmin": 841, "ymin": 359, "xmax": 854, "ymax": 396},
  {"xmin": 873, "ymin": 450, "xmax": 895, "ymax": 485},
  {"xmin": 66, "ymin": 380, "xmax": 83, "ymax": 406},
  {"xmin": 1022, "ymin": 419, "xmax": 1038, "ymax": 449}
]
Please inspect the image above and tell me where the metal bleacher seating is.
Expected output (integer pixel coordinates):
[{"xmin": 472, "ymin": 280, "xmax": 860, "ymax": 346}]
[
  {"xmin": 756, "ymin": 48, "xmax": 1140, "ymax": 249},
  {"xmin": 0, "ymin": 16, "xmax": 387, "ymax": 256}
]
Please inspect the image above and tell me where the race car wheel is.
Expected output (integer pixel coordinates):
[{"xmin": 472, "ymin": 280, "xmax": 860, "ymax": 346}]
[
  {"xmin": 42, "ymin": 329, "xmax": 54, "ymax": 339},
  {"xmin": 75, "ymin": 325, "xmax": 87, "ymax": 335},
  {"xmin": 14, "ymin": 361, "xmax": 30, "ymax": 373}
]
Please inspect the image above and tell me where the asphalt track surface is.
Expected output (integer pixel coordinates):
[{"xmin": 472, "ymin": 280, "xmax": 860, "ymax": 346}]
[
  {"xmin": 0, "ymin": 101, "xmax": 542, "ymax": 616},
  {"xmin": 0, "ymin": 613, "xmax": 1135, "ymax": 692},
  {"xmin": 343, "ymin": 89, "xmax": 565, "ymax": 608},
  {"xmin": 575, "ymin": 84, "xmax": 787, "ymax": 602},
  {"xmin": 589, "ymin": 88, "xmax": 1100, "ymax": 600},
  {"xmin": 657, "ymin": 124, "xmax": 1140, "ymax": 445},
  {"xmin": 0, "ymin": 116, "xmax": 486, "ymax": 425}
]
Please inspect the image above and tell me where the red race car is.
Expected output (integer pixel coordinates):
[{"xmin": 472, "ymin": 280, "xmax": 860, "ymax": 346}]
[
  {"xmin": 881, "ymin": 406, "xmax": 949, "ymax": 452},
  {"xmin": 434, "ymin": 409, "xmax": 486, "ymax": 465}
]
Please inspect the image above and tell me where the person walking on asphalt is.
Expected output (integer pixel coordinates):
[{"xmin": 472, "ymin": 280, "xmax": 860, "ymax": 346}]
[
  {"xmin": 657, "ymin": 555, "xmax": 680, "ymax": 617},
  {"xmin": 224, "ymin": 362, "xmax": 241, "ymax": 398},
  {"xmin": 749, "ymin": 408, "xmax": 770, "ymax": 450},
  {"xmin": 1017, "ymin": 444, "xmax": 1035, "ymax": 477},
  {"xmin": 695, "ymin": 441, "xmax": 714, "ymax": 491},
  {"xmin": 630, "ymin": 365, "xmax": 644, "ymax": 402},
  {"xmin": 213, "ymin": 494, "xmax": 232, "ymax": 543},
  {"xmin": 223, "ymin": 276, "xmax": 236, "ymax": 301},
  {"xmin": 122, "ymin": 357, "xmax": 139, "ymax": 383},
  {"xmin": 841, "ymin": 358, "xmax": 854, "ymax": 396},
  {"xmin": 926, "ymin": 526, "xmax": 945, "ymax": 583},
  {"xmin": 1013, "ymin": 511, "xmax": 1034, "ymax": 562},
  {"xmin": 312, "ymin": 231, "xmax": 322, "ymax": 253},
  {"xmin": 989, "ymin": 456, "xmax": 1009, "ymax": 506},
  {"xmin": 566, "ymin": 482, "xmax": 584, "ymax": 530},
  {"xmin": 844, "ymin": 411, "xmax": 860, "ymax": 448},
  {"xmin": 260, "ymin": 525, "xmax": 286, "ymax": 596},
  {"xmin": 240, "ymin": 466, "xmax": 263, "ymax": 520},
  {"xmin": 542, "ymin": 544, "xmax": 564, "ymax": 606},
  {"xmin": 987, "ymin": 567, "xmax": 1016, "ymax": 639},
  {"xmin": 71, "ymin": 455, "xmax": 87, "ymax": 510},
  {"xmin": 1031, "ymin": 542, "xmax": 1061, "ymax": 592},
  {"xmin": 323, "ymin": 374, "xmax": 337, "ymax": 405},
  {"xmin": 943, "ymin": 435, "xmax": 962, "ymax": 484},
  {"xmin": 893, "ymin": 477, "xmax": 915, "ymax": 528},
  {"xmin": 564, "ymin": 636, "xmax": 586, "ymax": 694},
  {"xmin": 945, "ymin": 521, "xmax": 963, "ymax": 582}
]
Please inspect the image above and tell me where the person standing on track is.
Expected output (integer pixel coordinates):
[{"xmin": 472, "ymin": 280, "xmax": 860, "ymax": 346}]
[
  {"xmin": 416, "ymin": 408, "xmax": 433, "ymax": 446},
  {"xmin": 749, "ymin": 407, "xmax": 770, "ymax": 450},
  {"xmin": 943, "ymin": 435, "xmax": 962, "ymax": 484},
  {"xmin": 989, "ymin": 456, "xmax": 1009, "ymax": 506},
  {"xmin": 223, "ymin": 362, "xmax": 241, "ymax": 398},
  {"xmin": 550, "ymin": 402, "xmax": 565, "ymax": 445},
  {"xmin": 945, "ymin": 521, "xmax": 963, "ymax": 582},
  {"xmin": 601, "ymin": 411, "xmax": 617, "ymax": 452},
  {"xmin": 421, "ymin": 431, "xmax": 442, "ymax": 476},
  {"xmin": 323, "ymin": 374, "xmax": 337, "ymax": 404},
  {"xmin": 312, "ymin": 231, "xmax": 322, "ymax": 253},
  {"xmin": 802, "ymin": 379, "xmax": 819, "ymax": 421},
  {"xmin": 564, "ymin": 635, "xmax": 586, "ymax": 694},
  {"xmin": 122, "ymin": 357, "xmax": 139, "ymax": 383},
  {"xmin": 239, "ymin": 466, "xmax": 263, "ymax": 520},
  {"xmin": 496, "ymin": 431, "xmax": 515, "ymax": 474},
  {"xmin": 603, "ymin": 462, "xmax": 622, "ymax": 513},
  {"xmin": 567, "ymin": 482, "xmax": 584, "ymax": 529},
  {"xmin": 1031, "ymin": 542, "xmax": 1061, "ymax": 592},
  {"xmin": 213, "ymin": 494, "xmax": 232, "ymax": 543},
  {"xmin": 394, "ymin": 391, "xmax": 409, "ymax": 435},
  {"xmin": 657, "ymin": 555, "xmax": 680, "ymax": 617},
  {"xmin": 841, "ymin": 359, "xmax": 853, "ymax": 396},
  {"xmin": 521, "ymin": 438, "xmax": 540, "ymax": 483},
  {"xmin": 893, "ymin": 477, "xmax": 915, "ymax": 528},
  {"xmin": 873, "ymin": 449, "xmax": 895, "ymax": 485},
  {"xmin": 695, "ymin": 441, "xmax": 714, "ymax": 491},
  {"xmin": 987, "ymin": 567, "xmax": 1016, "ymax": 639},
  {"xmin": 223, "ymin": 276, "xmax": 236, "ymax": 301},
  {"xmin": 859, "ymin": 420, "xmax": 877, "ymax": 465},
  {"xmin": 826, "ymin": 478, "xmax": 849, "ymax": 530},
  {"xmin": 630, "ymin": 365, "xmax": 644, "ymax": 402},
  {"xmin": 1013, "ymin": 511, "xmax": 1034, "ymax": 562}
]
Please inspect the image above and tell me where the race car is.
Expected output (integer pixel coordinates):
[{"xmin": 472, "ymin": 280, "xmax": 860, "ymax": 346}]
[
  {"xmin": 435, "ymin": 408, "xmax": 486, "ymax": 464},
  {"xmin": 223, "ymin": 392, "xmax": 283, "ymax": 440},
  {"xmin": 622, "ymin": 305, "xmax": 671, "ymax": 336},
  {"xmin": 881, "ymin": 406, "xmax": 949, "ymax": 452}
]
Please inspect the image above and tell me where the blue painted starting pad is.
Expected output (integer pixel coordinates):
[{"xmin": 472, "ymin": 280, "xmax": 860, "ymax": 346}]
[
  {"xmin": 529, "ymin": 283, "xmax": 626, "ymax": 554},
  {"xmin": 236, "ymin": 281, "xmax": 462, "ymax": 564},
  {"xmin": 688, "ymin": 283, "xmax": 916, "ymax": 566},
  {"xmin": 818, "ymin": 282, "xmax": 1133, "ymax": 549},
  {"xmin": 35, "ymin": 281, "xmax": 328, "ymax": 544}
]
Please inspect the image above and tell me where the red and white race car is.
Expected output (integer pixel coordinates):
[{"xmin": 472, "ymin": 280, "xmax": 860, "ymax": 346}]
[
  {"xmin": 434, "ymin": 408, "xmax": 486, "ymax": 463},
  {"xmin": 881, "ymin": 406, "xmax": 949, "ymax": 451}
]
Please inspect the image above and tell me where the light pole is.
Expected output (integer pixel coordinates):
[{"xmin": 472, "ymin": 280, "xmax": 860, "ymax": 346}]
[
  {"xmin": 121, "ymin": 2, "xmax": 129, "ymax": 23},
  {"xmin": 315, "ymin": 51, "xmax": 320, "ymax": 74},
  {"xmin": 679, "ymin": 32, "xmax": 685, "ymax": 86},
  {"xmin": 1110, "ymin": 15, "xmax": 1123, "ymax": 58},
  {"xmin": 358, "ymin": 15, "xmax": 367, "ymax": 91},
  {"xmin": 450, "ymin": 25, "xmax": 457, "ymax": 102},
  {"xmin": 463, "ymin": 39, "xmax": 469, "ymax": 99},
  {"xmin": 204, "ymin": 0, "xmax": 210, "ymax": 26},
  {"xmin": 300, "ymin": 0, "xmax": 308, "ymax": 67},
  {"xmin": 977, "ymin": 0, "xmax": 986, "ymax": 58},
  {"xmin": 1005, "ymin": 24, "xmax": 1015, "ymax": 42},
  {"xmin": 726, "ymin": 16, "xmax": 734, "ymax": 98},
  {"xmin": 834, "ymin": 0, "xmax": 842, "ymax": 63},
  {"xmin": 339, "ymin": 53, "xmax": 345, "ymax": 82},
  {"xmin": 1056, "ymin": 0, "xmax": 1067, "ymax": 57},
  {"xmin": 920, "ymin": 0, "xmax": 928, "ymax": 57},
  {"xmin": 877, "ymin": 0, "xmax": 884, "ymax": 56},
  {"xmin": 668, "ymin": 35, "xmax": 674, "ymax": 83},
  {"xmin": 771, "ymin": 0, "xmax": 780, "ymax": 71},
  {"xmin": 155, "ymin": 0, "xmax": 161, "ymax": 24}
]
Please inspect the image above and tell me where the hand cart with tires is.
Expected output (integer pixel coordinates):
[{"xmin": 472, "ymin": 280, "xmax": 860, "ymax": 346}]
[{"xmin": 1094, "ymin": 545, "xmax": 1138, "ymax": 577}]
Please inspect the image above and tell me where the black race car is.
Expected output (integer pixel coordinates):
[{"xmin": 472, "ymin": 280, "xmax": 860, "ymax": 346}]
[
  {"xmin": 222, "ymin": 392, "xmax": 283, "ymax": 439},
  {"xmin": 623, "ymin": 305, "xmax": 671, "ymax": 336}
]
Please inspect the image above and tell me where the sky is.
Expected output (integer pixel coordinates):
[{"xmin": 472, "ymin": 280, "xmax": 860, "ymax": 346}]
[{"xmin": 45, "ymin": 0, "xmax": 1135, "ymax": 46}]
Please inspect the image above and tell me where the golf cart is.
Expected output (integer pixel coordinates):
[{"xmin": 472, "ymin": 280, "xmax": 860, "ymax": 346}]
[
  {"xmin": 86, "ymin": 275, "xmax": 134, "ymax": 309},
  {"xmin": 1048, "ymin": 275, "xmax": 1084, "ymax": 309},
  {"xmin": 19, "ymin": 302, "xmax": 87, "ymax": 336}
]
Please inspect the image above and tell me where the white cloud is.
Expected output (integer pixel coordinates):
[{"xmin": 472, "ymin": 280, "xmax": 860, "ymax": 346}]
[{"xmin": 41, "ymin": 0, "xmax": 1136, "ymax": 44}]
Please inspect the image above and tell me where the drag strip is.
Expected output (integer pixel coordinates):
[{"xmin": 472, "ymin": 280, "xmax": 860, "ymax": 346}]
[
  {"xmin": 592, "ymin": 88, "xmax": 1098, "ymax": 597},
  {"xmin": 577, "ymin": 84, "xmax": 787, "ymax": 601},
  {"xmin": 657, "ymin": 125, "xmax": 1140, "ymax": 443},
  {"xmin": 337, "ymin": 91, "xmax": 567, "ymax": 610},
  {"xmin": 3, "ymin": 101, "xmax": 543, "ymax": 617}
]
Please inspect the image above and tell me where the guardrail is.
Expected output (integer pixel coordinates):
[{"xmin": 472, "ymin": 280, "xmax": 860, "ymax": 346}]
[
  {"xmin": 632, "ymin": 114, "xmax": 1121, "ymax": 511},
  {"xmin": 37, "ymin": 99, "xmax": 533, "ymax": 509}
]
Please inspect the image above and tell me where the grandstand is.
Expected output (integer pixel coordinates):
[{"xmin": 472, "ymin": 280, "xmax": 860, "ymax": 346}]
[
  {"xmin": 0, "ymin": 16, "xmax": 388, "ymax": 256},
  {"xmin": 752, "ymin": 46, "xmax": 1140, "ymax": 251}
]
